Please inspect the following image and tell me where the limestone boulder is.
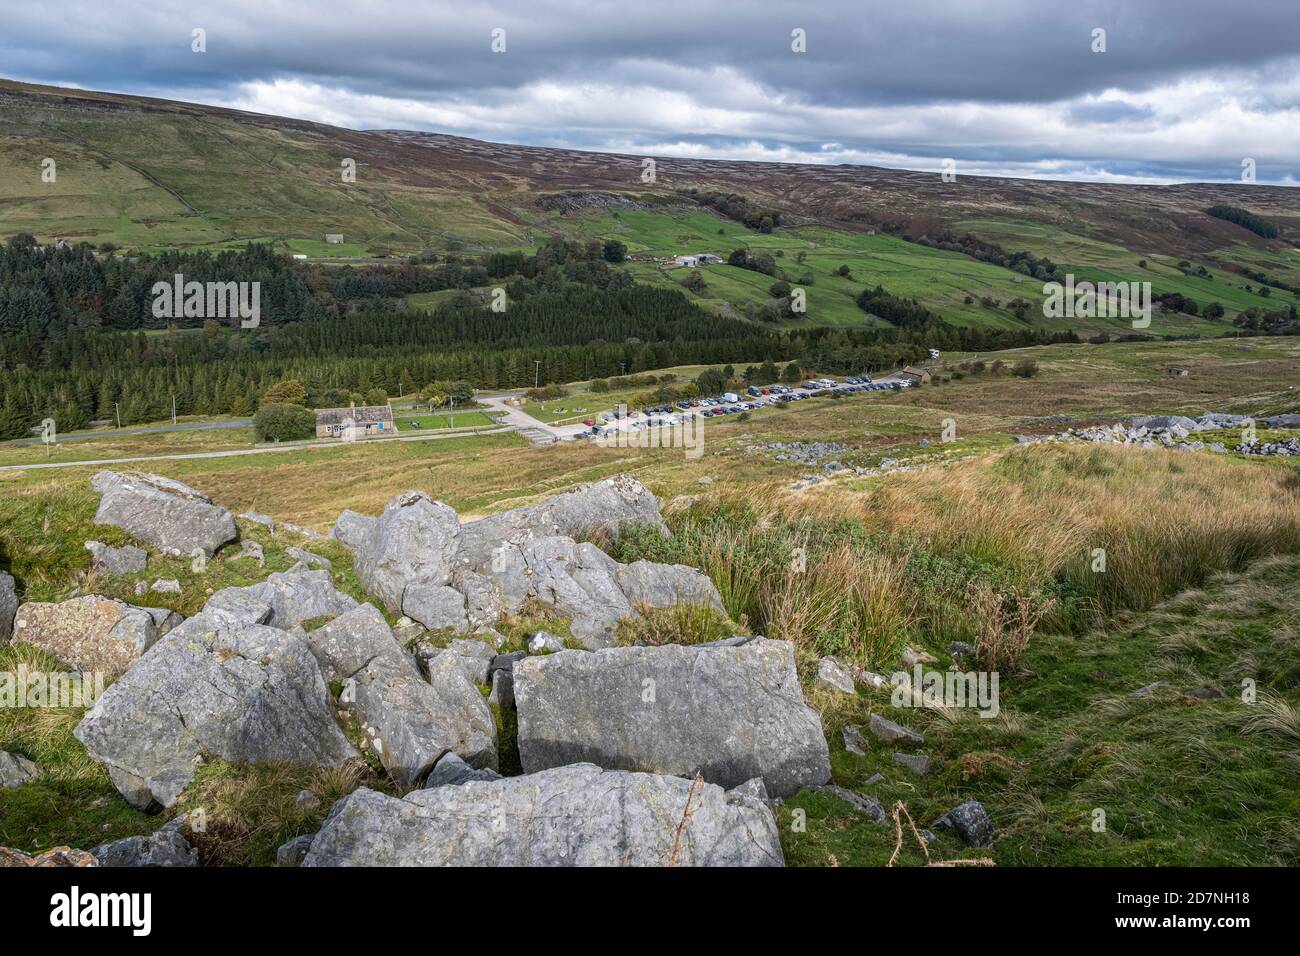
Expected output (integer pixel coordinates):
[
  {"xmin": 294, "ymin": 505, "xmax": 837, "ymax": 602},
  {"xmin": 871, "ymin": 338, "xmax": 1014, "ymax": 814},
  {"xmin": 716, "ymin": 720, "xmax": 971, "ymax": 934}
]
[
  {"xmin": 74, "ymin": 613, "xmax": 359, "ymax": 809},
  {"xmin": 514, "ymin": 639, "xmax": 830, "ymax": 797},
  {"xmin": 90, "ymin": 471, "xmax": 236, "ymax": 558},
  {"xmin": 303, "ymin": 763, "xmax": 783, "ymax": 866}
]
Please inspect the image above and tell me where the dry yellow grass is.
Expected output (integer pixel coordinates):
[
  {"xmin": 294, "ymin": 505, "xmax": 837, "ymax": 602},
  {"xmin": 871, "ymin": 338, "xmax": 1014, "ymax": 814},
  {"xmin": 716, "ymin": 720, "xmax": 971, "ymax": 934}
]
[{"xmin": 780, "ymin": 442, "xmax": 1300, "ymax": 614}]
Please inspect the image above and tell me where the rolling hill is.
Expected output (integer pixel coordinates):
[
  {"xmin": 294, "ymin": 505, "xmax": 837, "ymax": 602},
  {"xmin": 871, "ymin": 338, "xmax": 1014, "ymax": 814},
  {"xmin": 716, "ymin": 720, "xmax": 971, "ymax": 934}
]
[{"xmin": 3, "ymin": 78, "xmax": 1300, "ymax": 336}]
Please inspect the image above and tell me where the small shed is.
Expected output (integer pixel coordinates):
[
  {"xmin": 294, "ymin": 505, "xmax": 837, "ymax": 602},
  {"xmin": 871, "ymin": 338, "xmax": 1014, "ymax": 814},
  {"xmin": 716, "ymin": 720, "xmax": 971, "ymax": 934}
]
[
  {"xmin": 324, "ymin": 234, "xmax": 344, "ymax": 244},
  {"xmin": 314, "ymin": 403, "xmax": 397, "ymax": 439},
  {"xmin": 1165, "ymin": 365, "xmax": 1189, "ymax": 378},
  {"xmin": 898, "ymin": 366, "xmax": 932, "ymax": 385}
]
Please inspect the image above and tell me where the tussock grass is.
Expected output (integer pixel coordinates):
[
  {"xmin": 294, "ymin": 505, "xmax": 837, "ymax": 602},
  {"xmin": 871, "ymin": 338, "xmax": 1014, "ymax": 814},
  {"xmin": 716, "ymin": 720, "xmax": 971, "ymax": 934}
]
[
  {"xmin": 176, "ymin": 759, "xmax": 373, "ymax": 867},
  {"xmin": 616, "ymin": 603, "xmax": 739, "ymax": 647}
]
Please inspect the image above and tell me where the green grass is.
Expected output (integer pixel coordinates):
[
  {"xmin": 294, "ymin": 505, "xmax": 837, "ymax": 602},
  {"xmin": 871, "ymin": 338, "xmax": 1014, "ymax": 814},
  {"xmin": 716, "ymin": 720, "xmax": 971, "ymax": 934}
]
[
  {"xmin": 780, "ymin": 552, "xmax": 1300, "ymax": 866},
  {"xmin": 393, "ymin": 411, "xmax": 496, "ymax": 430}
]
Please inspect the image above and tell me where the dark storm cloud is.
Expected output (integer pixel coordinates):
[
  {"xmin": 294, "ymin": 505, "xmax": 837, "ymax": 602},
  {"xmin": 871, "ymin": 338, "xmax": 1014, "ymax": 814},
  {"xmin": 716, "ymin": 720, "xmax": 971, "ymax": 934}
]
[{"xmin": 4, "ymin": 0, "xmax": 1299, "ymax": 182}]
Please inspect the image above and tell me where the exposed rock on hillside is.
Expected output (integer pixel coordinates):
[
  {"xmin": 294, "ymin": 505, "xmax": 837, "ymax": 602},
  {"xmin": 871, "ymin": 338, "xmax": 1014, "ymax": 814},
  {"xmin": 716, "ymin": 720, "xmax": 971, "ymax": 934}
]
[
  {"xmin": 306, "ymin": 604, "xmax": 496, "ymax": 786},
  {"xmin": 12, "ymin": 595, "xmax": 165, "ymax": 678},
  {"xmin": 342, "ymin": 477, "xmax": 719, "ymax": 647},
  {"xmin": 90, "ymin": 471, "xmax": 237, "ymax": 558},
  {"xmin": 455, "ymin": 474, "xmax": 668, "ymax": 567},
  {"xmin": 75, "ymin": 612, "xmax": 359, "ymax": 809},
  {"xmin": 204, "ymin": 569, "xmax": 357, "ymax": 630},
  {"xmin": 303, "ymin": 763, "xmax": 784, "ymax": 866},
  {"xmin": 514, "ymin": 639, "xmax": 831, "ymax": 797}
]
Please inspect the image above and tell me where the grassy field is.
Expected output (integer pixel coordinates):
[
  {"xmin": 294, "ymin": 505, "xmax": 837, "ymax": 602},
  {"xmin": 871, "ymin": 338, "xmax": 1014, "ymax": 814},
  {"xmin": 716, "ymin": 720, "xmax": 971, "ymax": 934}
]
[
  {"xmin": 560, "ymin": 209, "xmax": 1287, "ymax": 335},
  {"xmin": 392, "ymin": 411, "xmax": 497, "ymax": 430}
]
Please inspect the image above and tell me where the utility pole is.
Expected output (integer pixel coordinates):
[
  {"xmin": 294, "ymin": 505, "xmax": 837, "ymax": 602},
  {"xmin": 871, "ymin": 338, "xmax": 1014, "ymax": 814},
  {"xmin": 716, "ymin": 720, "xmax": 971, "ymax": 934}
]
[
  {"xmin": 171, "ymin": 394, "xmax": 177, "ymax": 425},
  {"xmin": 534, "ymin": 360, "xmax": 541, "ymax": 388},
  {"xmin": 449, "ymin": 396, "xmax": 455, "ymax": 430},
  {"xmin": 114, "ymin": 402, "xmax": 121, "ymax": 429}
]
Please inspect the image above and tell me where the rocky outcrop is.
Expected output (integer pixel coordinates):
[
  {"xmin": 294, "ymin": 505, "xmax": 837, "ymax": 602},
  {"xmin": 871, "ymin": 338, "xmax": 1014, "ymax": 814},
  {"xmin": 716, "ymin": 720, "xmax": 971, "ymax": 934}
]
[
  {"xmin": 303, "ymin": 763, "xmax": 783, "ymax": 866},
  {"xmin": 306, "ymin": 605, "xmax": 496, "ymax": 788},
  {"xmin": 354, "ymin": 491, "xmax": 461, "ymax": 615},
  {"xmin": 74, "ymin": 613, "xmax": 359, "ymax": 809},
  {"xmin": 0, "ymin": 571, "xmax": 16, "ymax": 644},
  {"xmin": 514, "ymin": 639, "xmax": 831, "ymax": 797},
  {"xmin": 204, "ymin": 569, "xmax": 356, "ymax": 630},
  {"xmin": 455, "ymin": 474, "xmax": 669, "ymax": 568},
  {"xmin": 342, "ymin": 480, "xmax": 723, "ymax": 647},
  {"xmin": 11, "ymin": 596, "xmax": 162, "ymax": 678},
  {"xmin": 615, "ymin": 560, "xmax": 724, "ymax": 611},
  {"xmin": 85, "ymin": 541, "xmax": 148, "ymax": 576},
  {"xmin": 90, "ymin": 471, "xmax": 237, "ymax": 558}
]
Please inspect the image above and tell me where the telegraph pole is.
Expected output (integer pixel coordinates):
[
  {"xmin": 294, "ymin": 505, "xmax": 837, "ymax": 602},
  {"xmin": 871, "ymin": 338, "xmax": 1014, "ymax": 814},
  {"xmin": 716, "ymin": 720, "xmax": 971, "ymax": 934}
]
[
  {"xmin": 534, "ymin": 360, "xmax": 541, "ymax": 388},
  {"xmin": 114, "ymin": 402, "xmax": 121, "ymax": 429}
]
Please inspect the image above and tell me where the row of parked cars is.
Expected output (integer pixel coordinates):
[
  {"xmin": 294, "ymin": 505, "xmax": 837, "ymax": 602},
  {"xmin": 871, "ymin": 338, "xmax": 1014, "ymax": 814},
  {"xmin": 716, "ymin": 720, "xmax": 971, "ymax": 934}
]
[{"xmin": 579, "ymin": 374, "xmax": 911, "ymax": 438}]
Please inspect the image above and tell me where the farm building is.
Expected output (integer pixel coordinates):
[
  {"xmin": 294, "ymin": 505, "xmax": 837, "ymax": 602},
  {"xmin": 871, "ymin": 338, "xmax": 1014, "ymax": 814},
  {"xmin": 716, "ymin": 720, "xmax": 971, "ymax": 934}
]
[
  {"xmin": 324, "ymin": 234, "xmax": 344, "ymax": 244},
  {"xmin": 1165, "ymin": 365, "xmax": 1189, "ymax": 377},
  {"xmin": 672, "ymin": 253, "xmax": 722, "ymax": 268},
  {"xmin": 898, "ymin": 366, "xmax": 932, "ymax": 385},
  {"xmin": 314, "ymin": 403, "xmax": 397, "ymax": 439}
]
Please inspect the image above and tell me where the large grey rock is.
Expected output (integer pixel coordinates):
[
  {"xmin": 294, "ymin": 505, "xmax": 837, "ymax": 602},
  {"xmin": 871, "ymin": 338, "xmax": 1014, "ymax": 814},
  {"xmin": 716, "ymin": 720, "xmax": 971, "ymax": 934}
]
[
  {"xmin": 90, "ymin": 471, "xmax": 236, "ymax": 558},
  {"xmin": 514, "ymin": 639, "xmax": 830, "ymax": 798},
  {"xmin": 307, "ymin": 605, "xmax": 497, "ymax": 788},
  {"xmin": 1265, "ymin": 413, "xmax": 1300, "ymax": 429},
  {"xmin": 85, "ymin": 541, "xmax": 148, "ymax": 576},
  {"xmin": 353, "ymin": 491, "xmax": 460, "ymax": 616},
  {"xmin": 11, "ymin": 596, "xmax": 159, "ymax": 678},
  {"xmin": 432, "ymin": 639, "xmax": 495, "ymax": 685},
  {"xmin": 305, "ymin": 603, "xmax": 410, "ymax": 682},
  {"xmin": 0, "ymin": 572, "xmax": 16, "ymax": 644},
  {"xmin": 205, "ymin": 569, "xmax": 356, "ymax": 630},
  {"xmin": 455, "ymin": 474, "xmax": 669, "ymax": 568},
  {"xmin": 92, "ymin": 817, "xmax": 197, "ymax": 867},
  {"xmin": 0, "ymin": 750, "xmax": 40, "ymax": 788},
  {"xmin": 615, "ymin": 560, "xmax": 725, "ymax": 612},
  {"xmin": 331, "ymin": 510, "xmax": 374, "ymax": 549},
  {"xmin": 74, "ymin": 613, "xmax": 359, "ymax": 809},
  {"xmin": 303, "ymin": 763, "xmax": 783, "ymax": 866},
  {"xmin": 403, "ymin": 584, "xmax": 468, "ymax": 632}
]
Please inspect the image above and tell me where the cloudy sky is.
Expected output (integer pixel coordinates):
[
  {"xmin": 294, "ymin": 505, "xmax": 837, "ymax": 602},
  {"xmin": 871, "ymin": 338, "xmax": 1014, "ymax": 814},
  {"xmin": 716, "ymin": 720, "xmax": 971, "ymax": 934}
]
[{"xmin": 6, "ymin": 0, "xmax": 1300, "ymax": 184}]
